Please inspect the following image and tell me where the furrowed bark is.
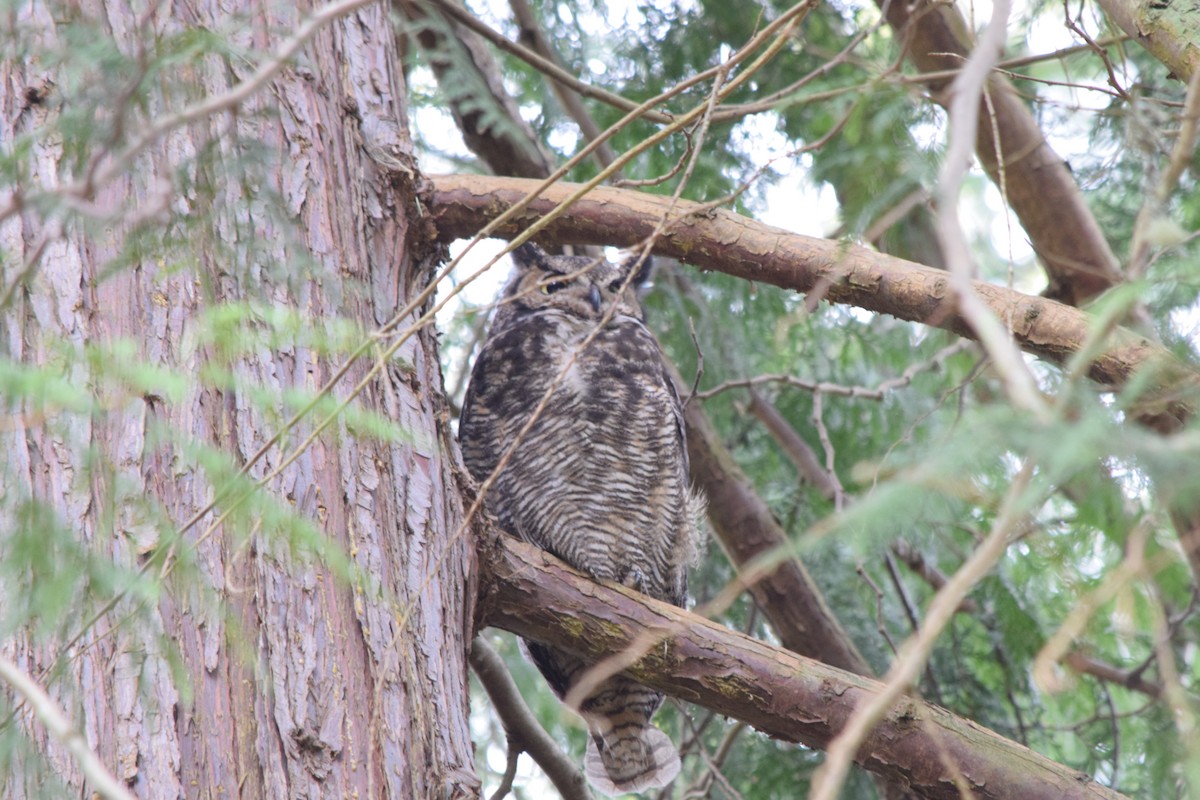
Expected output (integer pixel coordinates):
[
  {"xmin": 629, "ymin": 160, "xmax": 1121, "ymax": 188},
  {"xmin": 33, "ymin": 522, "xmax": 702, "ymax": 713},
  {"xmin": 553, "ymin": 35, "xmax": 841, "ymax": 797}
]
[
  {"xmin": 477, "ymin": 532, "xmax": 1131, "ymax": 800},
  {"xmin": 2, "ymin": 3, "xmax": 478, "ymax": 796}
]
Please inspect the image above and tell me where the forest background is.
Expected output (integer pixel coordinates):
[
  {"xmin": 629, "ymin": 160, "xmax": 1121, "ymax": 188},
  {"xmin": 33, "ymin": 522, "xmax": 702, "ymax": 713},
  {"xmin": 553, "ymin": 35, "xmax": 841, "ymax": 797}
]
[{"xmin": 1, "ymin": 0, "xmax": 1199, "ymax": 797}]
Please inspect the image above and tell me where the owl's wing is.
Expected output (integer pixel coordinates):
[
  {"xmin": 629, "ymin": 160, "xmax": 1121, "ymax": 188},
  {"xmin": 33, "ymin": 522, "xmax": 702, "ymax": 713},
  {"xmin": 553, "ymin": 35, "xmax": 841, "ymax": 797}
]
[{"xmin": 660, "ymin": 358, "xmax": 689, "ymax": 479}]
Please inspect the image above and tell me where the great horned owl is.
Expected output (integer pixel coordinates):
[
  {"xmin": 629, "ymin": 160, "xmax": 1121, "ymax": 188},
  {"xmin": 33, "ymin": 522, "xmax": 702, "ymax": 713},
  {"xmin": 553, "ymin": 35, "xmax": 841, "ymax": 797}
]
[{"xmin": 459, "ymin": 242, "xmax": 702, "ymax": 795}]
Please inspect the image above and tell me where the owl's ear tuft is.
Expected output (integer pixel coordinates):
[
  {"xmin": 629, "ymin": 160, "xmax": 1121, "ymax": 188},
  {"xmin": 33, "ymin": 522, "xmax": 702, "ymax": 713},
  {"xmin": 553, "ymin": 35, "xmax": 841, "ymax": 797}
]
[
  {"xmin": 511, "ymin": 242, "xmax": 553, "ymax": 271},
  {"xmin": 621, "ymin": 251, "xmax": 655, "ymax": 289}
]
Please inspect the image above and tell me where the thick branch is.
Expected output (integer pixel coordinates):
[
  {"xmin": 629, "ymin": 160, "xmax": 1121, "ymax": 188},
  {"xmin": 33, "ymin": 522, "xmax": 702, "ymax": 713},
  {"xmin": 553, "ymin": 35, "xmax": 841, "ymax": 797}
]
[
  {"xmin": 477, "ymin": 533, "xmax": 1131, "ymax": 800},
  {"xmin": 1094, "ymin": 0, "xmax": 1199, "ymax": 81},
  {"xmin": 424, "ymin": 173, "xmax": 1198, "ymax": 427},
  {"xmin": 879, "ymin": 0, "xmax": 1123, "ymax": 305}
]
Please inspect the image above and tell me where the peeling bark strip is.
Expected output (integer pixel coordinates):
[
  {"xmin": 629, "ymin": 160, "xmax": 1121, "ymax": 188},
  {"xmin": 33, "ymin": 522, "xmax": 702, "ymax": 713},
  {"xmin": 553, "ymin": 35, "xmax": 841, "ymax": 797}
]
[
  {"xmin": 478, "ymin": 534, "xmax": 1130, "ymax": 800},
  {"xmin": 424, "ymin": 174, "xmax": 1198, "ymax": 428}
]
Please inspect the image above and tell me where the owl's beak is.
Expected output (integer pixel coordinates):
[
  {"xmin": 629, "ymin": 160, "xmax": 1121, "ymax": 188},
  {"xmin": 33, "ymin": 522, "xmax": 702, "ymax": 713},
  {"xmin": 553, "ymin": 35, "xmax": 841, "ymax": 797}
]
[{"xmin": 587, "ymin": 284, "xmax": 602, "ymax": 313}]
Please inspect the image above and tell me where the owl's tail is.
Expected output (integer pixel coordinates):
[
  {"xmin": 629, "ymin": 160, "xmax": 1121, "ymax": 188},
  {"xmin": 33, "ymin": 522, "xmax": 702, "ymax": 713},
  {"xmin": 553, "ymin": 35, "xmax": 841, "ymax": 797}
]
[{"xmin": 584, "ymin": 722, "xmax": 681, "ymax": 796}]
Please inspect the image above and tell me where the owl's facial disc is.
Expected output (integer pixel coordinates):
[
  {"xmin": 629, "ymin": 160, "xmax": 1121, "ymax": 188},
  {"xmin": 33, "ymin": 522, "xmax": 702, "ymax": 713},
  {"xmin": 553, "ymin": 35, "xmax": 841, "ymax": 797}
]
[{"xmin": 508, "ymin": 260, "xmax": 638, "ymax": 322}]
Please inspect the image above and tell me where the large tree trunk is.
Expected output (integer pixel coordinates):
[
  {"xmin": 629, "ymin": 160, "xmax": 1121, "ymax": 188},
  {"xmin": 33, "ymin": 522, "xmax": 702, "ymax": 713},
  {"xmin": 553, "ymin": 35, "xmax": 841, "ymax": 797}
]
[{"xmin": 0, "ymin": 2, "xmax": 477, "ymax": 797}]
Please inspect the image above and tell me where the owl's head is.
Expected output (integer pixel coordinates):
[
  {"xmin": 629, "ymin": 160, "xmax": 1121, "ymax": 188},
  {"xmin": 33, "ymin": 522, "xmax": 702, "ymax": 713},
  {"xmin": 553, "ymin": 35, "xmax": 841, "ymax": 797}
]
[{"xmin": 499, "ymin": 242, "xmax": 651, "ymax": 323}]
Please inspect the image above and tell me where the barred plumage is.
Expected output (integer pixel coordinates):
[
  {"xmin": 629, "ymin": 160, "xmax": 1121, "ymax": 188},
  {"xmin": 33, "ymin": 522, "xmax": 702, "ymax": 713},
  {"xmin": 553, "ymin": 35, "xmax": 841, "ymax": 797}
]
[{"xmin": 459, "ymin": 242, "xmax": 701, "ymax": 795}]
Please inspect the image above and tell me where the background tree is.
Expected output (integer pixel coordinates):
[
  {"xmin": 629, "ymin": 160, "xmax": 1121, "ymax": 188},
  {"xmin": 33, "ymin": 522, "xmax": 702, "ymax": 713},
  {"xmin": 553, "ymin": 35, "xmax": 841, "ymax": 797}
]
[{"xmin": 2, "ymin": 0, "xmax": 1199, "ymax": 799}]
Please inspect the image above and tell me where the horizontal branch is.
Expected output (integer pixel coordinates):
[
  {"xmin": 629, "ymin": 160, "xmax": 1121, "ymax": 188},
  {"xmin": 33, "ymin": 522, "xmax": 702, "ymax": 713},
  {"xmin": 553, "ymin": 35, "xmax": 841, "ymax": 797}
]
[
  {"xmin": 477, "ymin": 532, "xmax": 1129, "ymax": 800},
  {"xmin": 424, "ymin": 173, "xmax": 1198, "ymax": 429}
]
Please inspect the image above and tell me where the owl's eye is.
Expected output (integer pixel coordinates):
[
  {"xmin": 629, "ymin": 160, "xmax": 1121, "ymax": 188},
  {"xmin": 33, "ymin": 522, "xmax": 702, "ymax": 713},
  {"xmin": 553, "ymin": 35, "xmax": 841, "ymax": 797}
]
[
  {"xmin": 607, "ymin": 280, "xmax": 624, "ymax": 293},
  {"xmin": 541, "ymin": 280, "xmax": 570, "ymax": 295}
]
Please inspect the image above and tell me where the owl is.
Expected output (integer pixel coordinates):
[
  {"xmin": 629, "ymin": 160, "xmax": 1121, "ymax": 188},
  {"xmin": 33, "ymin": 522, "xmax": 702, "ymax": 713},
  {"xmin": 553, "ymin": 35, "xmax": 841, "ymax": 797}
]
[{"xmin": 459, "ymin": 241, "xmax": 702, "ymax": 795}]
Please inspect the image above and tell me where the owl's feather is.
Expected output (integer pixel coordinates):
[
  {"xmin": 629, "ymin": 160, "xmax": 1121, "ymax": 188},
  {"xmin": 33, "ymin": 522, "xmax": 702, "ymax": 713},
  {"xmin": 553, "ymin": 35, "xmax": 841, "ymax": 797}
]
[{"xmin": 460, "ymin": 243, "xmax": 701, "ymax": 795}]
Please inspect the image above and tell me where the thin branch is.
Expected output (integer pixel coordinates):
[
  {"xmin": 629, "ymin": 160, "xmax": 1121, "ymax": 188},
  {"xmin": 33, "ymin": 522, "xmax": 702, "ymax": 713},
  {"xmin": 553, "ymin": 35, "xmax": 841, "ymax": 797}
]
[
  {"xmin": 671, "ymin": 362, "xmax": 872, "ymax": 673},
  {"xmin": 428, "ymin": 0, "xmax": 674, "ymax": 124},
  {"xmin": 0, "ymin": 655, "xmax": 136, "ymax": 800},
  {"xmin": 809, "ymin": 391, "xmax": 847, "ymax": 511},
  {"xmin": 506, "ymin": 0, "xmax": 618, "ymax": 170},
  {"xmin": 700, "ymin": 341, "xmax": 972, "ymax": 401},
  {"xmin": 489, "ymin": 742, "xmax": 520, "ymax": 800},
  {"xmin": 746, "ymin": 389, "xmax": 839, "ymax": 501},
  {"xmin": 399, "ymin": 0, "xmax": 553, "ymax": 178},
  {"xmin": 933, "ymin": 0, "xmax": 1047, "ymax": 425},
  {"xmin": 1033, "ymin": 525, "xmax": 1175, "ymax": 693},
  {"xmin": 890, "ymin": 540, "xmax": 981, "ymax": 614},
  {"xmin": 470, "ymin": 636, "xmax": 592, "ymax": 800},
  {"xmin": 1062, "ymin": 651, "xmax": 1164, "ymax": 700}
]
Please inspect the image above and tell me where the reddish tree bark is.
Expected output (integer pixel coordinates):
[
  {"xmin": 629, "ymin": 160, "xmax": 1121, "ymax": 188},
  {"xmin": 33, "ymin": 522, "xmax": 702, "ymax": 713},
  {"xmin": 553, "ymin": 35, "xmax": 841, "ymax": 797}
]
[{"xmin": 1, "ymin": 2, "xmax": 476, "ymax": 797}]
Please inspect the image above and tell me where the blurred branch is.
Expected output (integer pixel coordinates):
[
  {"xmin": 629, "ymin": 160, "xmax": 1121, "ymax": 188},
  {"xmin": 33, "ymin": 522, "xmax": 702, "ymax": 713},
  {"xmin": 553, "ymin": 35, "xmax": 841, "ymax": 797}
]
[
  {"xmin": 890, "ymin": 540, "xmax": 980, "ymax": 614},
  {"xmin": 395, "ymin": 0, "xmax": 553, "ymax": 177},
  {"xmin": 428, "ymin": 0, "xmax": 674, "ymax": 124},
  {"xmin": 933, "ymin": 0, "xmax": 1047, "ymax": 424},
  {"xmin": 507, "ymin": 0, "xmax": 619, "ymax": 171},
  {"xmin": 1127, "ymin": 65, "xmax": 1200, "ymax": 279},
  {"xmin": 746, "ymin": 389, "xmax": 839, "ymax": 501},
  {"xmin": 669, "ymin": 361, "xmax": 871, "ymax": 673},
  {"xmin": 1094, "ymin": 0, "xmax": 1199, "ymax": 81},
  {"xmin": 469, "ymin": 636, "xmax": 592, "ymax": 800},
  {"xmin": 1063, "ymin": 651, "xmax": 1164, "ymax": 700},
  {"xmin": 0, "ymin": 655, "xmax": 136, "ymax": 800},
  {"xmin": 477, "ymin": 531, "xmax": 1133, "ymax": 800},
  {"xmin": 812, "ymin": 459, "xmax": 1036, "ymax": 800}
]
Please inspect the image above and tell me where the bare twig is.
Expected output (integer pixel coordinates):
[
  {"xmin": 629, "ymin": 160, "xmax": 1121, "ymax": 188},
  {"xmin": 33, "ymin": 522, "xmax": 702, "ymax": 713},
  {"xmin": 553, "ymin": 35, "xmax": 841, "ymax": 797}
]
[
  {"xmin": 810, "ymin": 392, "xmax": 846, "ymax": 511},
  {"xmin": 697, "ymin": 341, "xmax": 972, "ymax": 400},
  {"xmin": 745, "ymin": 389, "xmax": 839, "ymax": 501}
]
